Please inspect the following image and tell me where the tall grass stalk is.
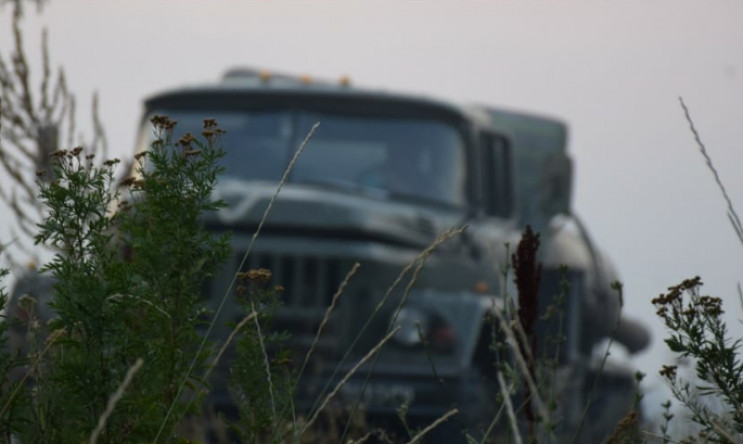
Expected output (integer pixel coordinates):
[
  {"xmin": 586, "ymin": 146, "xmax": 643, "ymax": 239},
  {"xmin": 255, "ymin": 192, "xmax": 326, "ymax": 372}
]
[
  {"xmin": 88, "ymin": 358, "xmax": 144, "ymax": 444},
  {"xmin": 497, "ymin": 369, "xmax": 524, "ymax": 444},
  {"xmin": 507, "ymin": 298, "xmax": 538, "ymax": 381},
  {"xmin": 297, "ymin": 262, "xmax": 361, "ymax": 384},
  {"xmin": 204, "ymin": 312, "xmax": 257, "ymax": 381},
  {"xmin": 339, "ymin": 226, "xmax": 467, "ymax": 441},
  {"xmin": 491, "ymin": 305, "xmax": 549, "ymax": 422},
  {"xmin": 263, "ymin": 262, "xmax": 361, "ymax": 444},
  {"xmin": 0, "ymin": 328, "xmax": 63, "ymax": 421},
  {"xmin": 647, "ymin": 99, "xmax": 743, "ymax": 442},
  {"xmin": 679, "ymin": 97, "xmax": 743, "ymax": 249},
  {"xmin": 305, "ymin": 226, "xmax": 465, "ymax": 423},
  {"xmin": 406, "ymin": 407, "xmax": 459, "ymax": 444},
  {"xmin": 570, "ymin": 282, "xmax": 624, "ymax": 443},
  {"xmin": 479, "ymin": 390, "xmax": 509, "ymax": 444},
  {"xmin": 291, "ymin": 262, "xmax": 360, "ymax": 418},
  {"xmin": 297, "ymin": 326, "xmax": 401, "ymax": 440},
  {"xmin": 250, "ymin": 298, "xmax": 277, "ymax": 420}
]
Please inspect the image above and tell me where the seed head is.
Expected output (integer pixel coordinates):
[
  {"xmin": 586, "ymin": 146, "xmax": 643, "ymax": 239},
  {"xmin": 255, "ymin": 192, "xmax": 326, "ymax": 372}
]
[
  {"xmin": 120, "ymin": 177, "xmax": 137, "ymax": 187},
  {"xmin": 151, "ymin": 115, "xmax": 177, "ymax": 131},
  {"xmin": 237, "ymin": 268, "xmax": 273, "ymax": 286},
  {"xmin": 178, "ymin": 133, "xmax": 196, "ymax": 148},
  {"xmin": 659, "ymin": 364, "xmax": 677, "ymax": 381}
]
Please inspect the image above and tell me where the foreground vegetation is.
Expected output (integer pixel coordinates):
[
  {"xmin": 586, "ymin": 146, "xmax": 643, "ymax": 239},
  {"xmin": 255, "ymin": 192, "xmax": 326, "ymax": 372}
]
[{"xmin": 2, "ymin": 117, "xmax": 232, "ymax": 442}]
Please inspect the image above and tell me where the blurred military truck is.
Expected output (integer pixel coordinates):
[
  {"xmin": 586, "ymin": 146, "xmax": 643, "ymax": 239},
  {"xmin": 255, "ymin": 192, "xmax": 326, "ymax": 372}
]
[{"xmin": 11, "ymin": 68, "xmax": 650, "ymax": 442}]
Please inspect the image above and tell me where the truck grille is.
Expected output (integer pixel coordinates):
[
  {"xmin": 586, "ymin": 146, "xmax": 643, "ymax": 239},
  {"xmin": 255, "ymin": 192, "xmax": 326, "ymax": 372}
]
[
  {"xmin": 238, "ymin": 252, "xmax": 347, "ymax": 309},
  {"xmin": 231, "ymin": 252, "xmax": 358, "ymax": 356}
]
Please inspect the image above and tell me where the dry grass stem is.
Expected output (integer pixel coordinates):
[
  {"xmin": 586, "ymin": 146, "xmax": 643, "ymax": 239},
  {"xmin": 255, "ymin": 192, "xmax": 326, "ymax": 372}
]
[
  {"xmin": 107, "ymin": 293, "xmax": 171, "ymax": 319},
  {"xmin": 250, "ymin": 299, "xmax": 277, "ymax": 419},
  {"xmin": 571, "ymin": 284, "xmax": 623, "ymax": 443},
  {"xmin": 379, "ymin": 226, "xmax": 465, "ymax": 316},
  {"xmin": 507, "ymin": 298, "xmax": 537, "ymax": 371},
  {"xmin": 497, "ymin": 370, "xmax": 523, "ymax": 444},
  {"xmin": 204, "ymin": 312, "xmax": 257, "ymax": 381},
  {"xmin": 679, "ymin": 97, "xmax": 743, "ymax": 249},
  {"xmin": 491, "ymin": 307, "xmax": 548, "ymax": 421},
  {"xmin": 88, "ymin": 358, "xmax": 144, "ymax": 444},
  {"xmin": 0, "ymin": 328, "xmax": 64, "ymax": 420},
  {"xmin": 347, "ymin": 431, "xmax": 373, "ymax": 444},
  {"xmin": 336, "ymin": 227, "xmax": 466, "ymax": 442},
  {"xmin": 406, "ymin": 408, "xmax": 459, "ymax": 444},
  {"xmin": 306, "ymin": 226, "xmax": 465, "ymax": 419},
  {"xmin": 298, "ymin": 262, "xmax": 361, "ymax": 381},
  {"xmin": 242, "ymin": 122, "xmax": 321, "ymax": 269},
  {"xmin": 710, "ymin": 419, "xmax": 739, "ymax": 443},
  {"xmin": 479, "ymin": 389, "xmax": 508, "ymax": 444},
  {"xmin": 298, "ymin": 326, "xmax": 400, "ymax": 440},
  {"xmin": 273, "ymin": 261, "xmax": 359, "ymax": 443}
]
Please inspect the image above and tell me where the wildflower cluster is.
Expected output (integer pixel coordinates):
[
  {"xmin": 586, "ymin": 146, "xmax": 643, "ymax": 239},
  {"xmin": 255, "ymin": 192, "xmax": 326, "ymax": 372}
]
[{"xmin": 653, "ymin": 277, "xmax": 743, "ymax": 441}]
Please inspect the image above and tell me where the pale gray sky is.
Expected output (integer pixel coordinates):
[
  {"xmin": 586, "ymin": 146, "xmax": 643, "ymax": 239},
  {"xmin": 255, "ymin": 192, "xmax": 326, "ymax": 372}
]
[{"xmin": 3, "ymin": 0, "xmax": 743, "ymax": 413}]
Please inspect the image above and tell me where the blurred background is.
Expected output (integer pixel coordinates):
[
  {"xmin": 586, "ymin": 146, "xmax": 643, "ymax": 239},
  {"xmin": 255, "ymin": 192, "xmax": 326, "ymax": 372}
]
[{"xmin": 2, "ymin": 0, "xmax": 742, "ymax": 416}]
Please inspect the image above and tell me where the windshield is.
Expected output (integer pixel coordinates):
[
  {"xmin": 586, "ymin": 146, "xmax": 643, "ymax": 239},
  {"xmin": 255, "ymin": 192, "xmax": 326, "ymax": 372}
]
[{"xmin": 137, "ymin": 109, "xmax": 467, "ymax": 207}]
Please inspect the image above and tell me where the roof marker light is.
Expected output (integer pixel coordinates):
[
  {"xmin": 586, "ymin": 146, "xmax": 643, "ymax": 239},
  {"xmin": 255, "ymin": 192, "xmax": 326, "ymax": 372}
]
[
  {"xmin": 339, "ymin": 75, "xmax": 351, "ymax": 87},
  {"xmin": 259, "ymin": 70, "xmax": 272, "ymax": 83},
  {"xmin": 299, "ymin": 74, "xmax": 312, "ymax": 85}
]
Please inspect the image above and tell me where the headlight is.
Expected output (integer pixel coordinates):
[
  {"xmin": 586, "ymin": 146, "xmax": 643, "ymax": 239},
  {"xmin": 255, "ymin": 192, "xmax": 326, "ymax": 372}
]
[
  {"xmin": 391, "ymin": 307, "xmax": 429, "ymax": 347},
  {"xmin": 391, "ymin": 306, "xmax": 456, "ymax": 352}
]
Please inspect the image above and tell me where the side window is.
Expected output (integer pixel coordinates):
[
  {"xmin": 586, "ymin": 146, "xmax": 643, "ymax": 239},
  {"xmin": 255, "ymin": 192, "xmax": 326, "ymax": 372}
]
[{"xmin": 481, "ymin": 133, "xmax": 513, "ymax": 218}]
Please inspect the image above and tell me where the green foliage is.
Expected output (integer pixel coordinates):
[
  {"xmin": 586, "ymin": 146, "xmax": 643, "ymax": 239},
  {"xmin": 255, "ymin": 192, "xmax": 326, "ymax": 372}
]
[
  {"xmin": 654, "ymin": 277, "xmax": 743, "ymax": 443},
  {"xmin": 7, "ymin": 116, "xmax": 231, "ymax": 443},
  {"xmin": 229, "ymin": 270, "xmax": 296, "ymax": 443},
  {"xmin": 26, "ymin": 147, "xmax": 127, "ymax": 443},
  {"xmin": 0, "ymin": 266, "xmax": 28, "ymax": 442},
  {"xmin": 117, "ymin": 117, "xmax": 231, "ymax": 441}
]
